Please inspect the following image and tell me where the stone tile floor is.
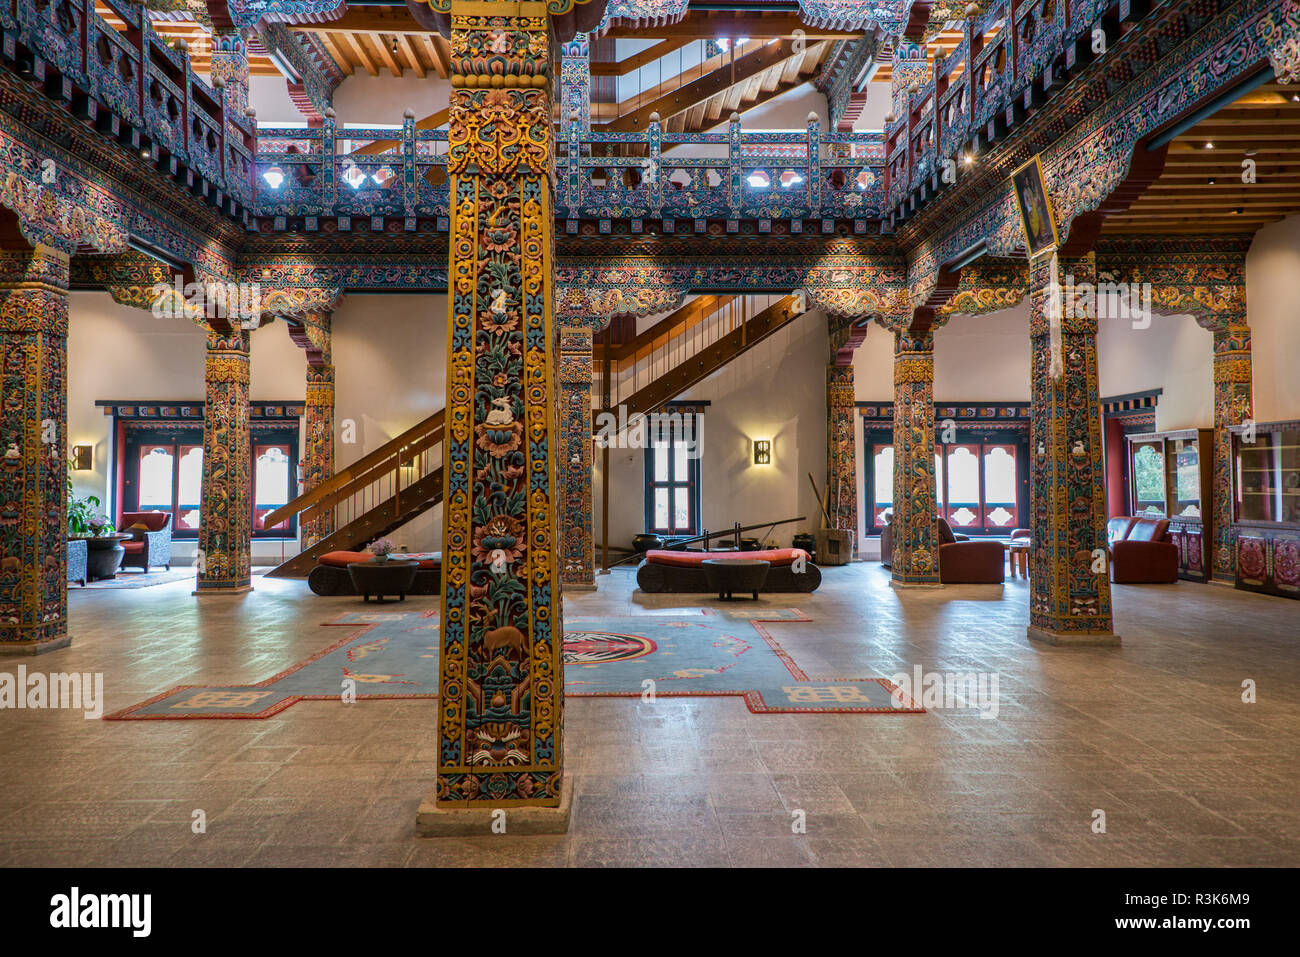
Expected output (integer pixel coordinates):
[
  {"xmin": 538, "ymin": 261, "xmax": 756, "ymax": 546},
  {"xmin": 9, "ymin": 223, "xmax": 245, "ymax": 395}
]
[{"xmin": 1, "ymin": 562, "xmax": 1297, "ymax": 867}]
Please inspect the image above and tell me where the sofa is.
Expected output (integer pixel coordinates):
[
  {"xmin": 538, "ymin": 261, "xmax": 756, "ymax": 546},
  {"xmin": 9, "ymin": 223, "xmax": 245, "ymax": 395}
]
[
  {"xmin": 938, "ymin": 517, "xmax": 1006, "ymax": 584},
  {"xmin": 1108, "ymin": 516, "xmax": 1178, "ymax": 584},
  {"xmin": 636, "ymin": 547, "xmax": 820, "ymax": 593},
  {"xmin": 67, "ymin": 538, "xmax": 87, "ymax": 587},
  {"xmin": 309, "ymin": 550, "xmax": 443, "ymax": 596},
  {"xmin": 119, "ymin": 511, "xmax": 173, "ymax": 573}
]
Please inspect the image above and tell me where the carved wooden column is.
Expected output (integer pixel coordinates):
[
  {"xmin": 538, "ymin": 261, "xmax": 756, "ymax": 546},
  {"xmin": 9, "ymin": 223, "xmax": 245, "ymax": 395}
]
[
  {"xmin": 560, "ymin": 33, "xmax": 591, "ymax": 133},
  {"xmin": 826, "ymin": 364, "xmax": 858, "ymax": 558},
  {"xmin": 417, "ymin": 0, "xmax": 584, "ymax": 829},
  {"xmin": 1210, "ymin": 320, "xmax": 1252, "ymax": 584},
  {"xmin": 299, "ymin": 315, "xmax": 335, "ymax": 549},
  {"xmin": 0, "ymin": 245, "xmax": 71, "ymax": 653},
  {"xmin": 195, "ymin": 328, "xmax": 252, "ymax": 593},
  {"xmin": 559, "ymin": 326, "xmax": 594, "ymax": 589},
  {"xmin": 891, "ymin": 330, "xmax": 940, "ymax": 585},
  {"xmin": 1027, "ymin": 253, "xmax": 1117, "ymax": 645}
]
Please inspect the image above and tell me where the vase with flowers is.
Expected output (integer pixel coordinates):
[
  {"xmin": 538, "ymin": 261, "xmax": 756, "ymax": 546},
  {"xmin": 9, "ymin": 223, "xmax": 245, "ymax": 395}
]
[
  {"xmin": 87, "ymin": 514, "xmax": 115, "ymax": 538},
  {"xmin": 368, "ymin": 537, "xmax": 396, "ymax": 563}
]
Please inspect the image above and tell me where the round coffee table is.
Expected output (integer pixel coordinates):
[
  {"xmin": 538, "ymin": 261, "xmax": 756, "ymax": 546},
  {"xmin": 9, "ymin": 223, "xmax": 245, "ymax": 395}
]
[
  {"xmin": 347, "ymin": 560, "xmax": 418, "ymax": 602},
  {"xmin": 702, "ymin": 558, "xmax": 770, "ymax": 601},
  {"xmin": 84, "ymin": 533, "xmax": 132, "ymax": 581}
]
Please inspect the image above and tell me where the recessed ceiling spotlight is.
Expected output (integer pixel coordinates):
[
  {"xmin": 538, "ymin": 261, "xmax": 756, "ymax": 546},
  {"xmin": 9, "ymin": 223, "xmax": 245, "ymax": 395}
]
[
  {"xmin": 1208, "ymin": 176, "xmax": 1216, "ymax": 185},
  {"xmin": 1292, "ymin": 93, "xmax": 1300, "ymax": 102},
  {"xmin": 1244, "ymin": 148, "xmax": 1257, "ymax": 157},
  {"xmin": 1204, "ymin": 141, "xmax": 1214, "ymax": 149},
  {"xmin": 1234, "ymin": 207, "xmax": 1244, "ymax": 215}
]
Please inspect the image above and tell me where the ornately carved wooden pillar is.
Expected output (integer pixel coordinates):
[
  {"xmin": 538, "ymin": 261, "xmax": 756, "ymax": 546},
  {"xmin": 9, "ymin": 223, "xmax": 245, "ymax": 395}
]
[
  {"xmin": 559, "ymin": 326, "xmax": 594, "ymax": 588},
  {"xmin": 302, "ymin": 317, "xmax": 336, "ymax": 550},
  {"xmin": 1027, "ymin": 253, "xmax": 1117, "ymax": 645},
  {"xmin": 0, "ymin": 245, "xmax": 71, "ymax": 653},
  {"xmin": 1211, "ymin": 319, "xmax": 1252, "ymax": 584},
  {"xmin": 891, "ymin": 330, "xmax": 940, "ymax": 585},
  {"xmin": 195, "ymin": 328, "xmax": 252, "ymax": 593},
  {"xmin": 428, "ymin": 3, "xmax": 566, "ymax": 818},
  {"xmin": 826, "ymin": 363, "xmax": 858, "ymax": 558}
]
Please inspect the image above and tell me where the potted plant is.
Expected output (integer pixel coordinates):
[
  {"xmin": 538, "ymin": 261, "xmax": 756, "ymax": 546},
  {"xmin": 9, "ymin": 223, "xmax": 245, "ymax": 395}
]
[
  {"xmin": 67, "ymin": 479, "xmax": 105, "ymax": 539},
  {"xmin": 368, "ymin": 537, "xmax": 396, "ymax": 563}
]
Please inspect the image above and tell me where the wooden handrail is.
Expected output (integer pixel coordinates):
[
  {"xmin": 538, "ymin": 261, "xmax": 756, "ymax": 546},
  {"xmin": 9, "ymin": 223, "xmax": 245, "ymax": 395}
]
[
  {"xmin": 593, "ymin": 294, "xmax": 734, "ymax": 368},
  {"xmin": 594, "ymin": 294, "xmax": 800, "ymax": 424},
  {"xmin": 298, "ymin": 422, "xmax": 444, "ymax": 525},
  {"xmin": 261, "ymin": 408, "xmax": 445, "ymax": 528}
]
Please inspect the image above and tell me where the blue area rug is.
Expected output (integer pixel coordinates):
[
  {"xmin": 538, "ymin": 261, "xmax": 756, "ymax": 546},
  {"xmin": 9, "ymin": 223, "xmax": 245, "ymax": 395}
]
[{"xmin": 104, "ymin": 608, "xmax": 922, "ymax": 719}]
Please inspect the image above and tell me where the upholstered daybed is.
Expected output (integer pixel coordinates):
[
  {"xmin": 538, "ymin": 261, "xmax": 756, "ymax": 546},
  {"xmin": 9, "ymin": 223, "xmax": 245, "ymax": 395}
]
[
  {"xmin": 636, "ymin": 548, "xmax": 820, "ymax": 593},
  {"xmin": 308, "ymin": 551, "xmax": 442, "ymax": 596}
]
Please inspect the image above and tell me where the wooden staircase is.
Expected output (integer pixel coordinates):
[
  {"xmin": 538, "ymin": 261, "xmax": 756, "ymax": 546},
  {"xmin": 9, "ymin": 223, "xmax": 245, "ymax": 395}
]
[
  {"xmin": 594, "ymin": 292, "xmax": 807, "ymax": 422},
  {"xmin": 262, "ymin": 410, "xmax": 445, "ymax": 578}
]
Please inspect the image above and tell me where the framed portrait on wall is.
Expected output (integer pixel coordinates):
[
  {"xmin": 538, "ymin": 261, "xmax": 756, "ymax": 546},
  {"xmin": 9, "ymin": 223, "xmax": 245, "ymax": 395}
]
[{"xmin": 1010, "ymin": 154, "xmax": 1059, "ymax": 257}]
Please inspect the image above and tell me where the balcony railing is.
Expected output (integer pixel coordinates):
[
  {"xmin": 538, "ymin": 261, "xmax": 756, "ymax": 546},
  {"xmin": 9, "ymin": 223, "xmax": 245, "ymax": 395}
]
[
  {"xmin": 254, "ymin": 115, "xmax": 887, "ymax": 224},
  {"xmin": 1, "ymin": 0, "xmax": 256, "ymax": 217},
  {"xmin": 883, "ymin": 0, "xmax": 1157, "ymax": 226},
  {"xmin": 3, "ymin": 0, "xmax": 925, "ymax": 227}
]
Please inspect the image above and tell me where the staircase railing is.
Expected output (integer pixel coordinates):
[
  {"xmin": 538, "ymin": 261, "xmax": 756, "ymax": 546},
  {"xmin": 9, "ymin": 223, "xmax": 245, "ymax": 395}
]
[
  {"xmin": 596, "ymin": 293, "xmax": 804, "ymax": 421},
  {"xmin": 261, "ymin": 409, "xmax": 445, "ymax": 577}
]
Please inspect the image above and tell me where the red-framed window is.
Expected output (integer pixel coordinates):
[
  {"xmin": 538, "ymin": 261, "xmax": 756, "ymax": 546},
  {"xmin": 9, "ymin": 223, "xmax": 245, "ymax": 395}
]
[
  {"xmin": 120, "ymin": 426, "xmax": 298, "ymax": 539},
  {"xmin": 866, "ymin": 425, "xmax": 1027, "ymax": 535}
]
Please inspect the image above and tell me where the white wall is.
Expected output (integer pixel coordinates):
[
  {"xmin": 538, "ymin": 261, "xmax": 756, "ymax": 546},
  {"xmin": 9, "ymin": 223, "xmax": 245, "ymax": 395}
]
[
  {"xmin": 66, "ymin": 293, "xmax": 447, "ymax": 564},
  {"xmin": 593, "ymin": 306, "xmax": 830, "ymax": 553},
  {"xmin": 334, "ymin": 74, "xmax": 452, "ymax": 126},
  {"xmin": 248, "ymin": 75, "xmax": 302, "ymax": 125},
  {"xmin": 248, "ymin": 72, "xmax": 453, "ymax": 128},
  {"xmin": 1244, "ymin": 217, "xmax": 1300, "ymax": 422}
]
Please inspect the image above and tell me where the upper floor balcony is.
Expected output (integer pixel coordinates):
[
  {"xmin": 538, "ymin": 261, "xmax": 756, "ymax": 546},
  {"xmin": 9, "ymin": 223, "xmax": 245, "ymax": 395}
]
[
  {"xmin": 1, "ymin": 0, "xmax": 1179, "ymax": 237},
  {"xmin": 884, "ymin": 0, "xmax": 1155, "ymax": 227}
]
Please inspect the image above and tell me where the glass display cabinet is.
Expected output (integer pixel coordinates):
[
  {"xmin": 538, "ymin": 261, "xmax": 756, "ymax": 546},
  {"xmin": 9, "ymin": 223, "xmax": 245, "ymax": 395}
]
[
  {"xmin": 1126, "ymin": 429, "xmax": 1213, "ymax": 581},
  {"xmin": 1231, "ymin": 421, "xmax": 1300, "ymax": 598}
]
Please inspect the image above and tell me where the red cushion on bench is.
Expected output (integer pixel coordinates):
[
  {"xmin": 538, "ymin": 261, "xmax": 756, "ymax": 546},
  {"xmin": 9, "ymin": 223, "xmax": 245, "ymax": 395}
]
[
  {"xmin": 644, "ymin": 548, "xmax": 809, "ymax": 568},
  {"xmin": 318, "ymin": 550, "xmax": 442, "ymax": 570}
]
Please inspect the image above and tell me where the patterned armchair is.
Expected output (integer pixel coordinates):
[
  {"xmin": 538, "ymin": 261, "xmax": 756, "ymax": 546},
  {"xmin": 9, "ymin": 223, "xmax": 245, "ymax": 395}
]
[
  {"xmin": 67, "ymin": 538, "xmax": 87, "ymax": 587},
  {"xmin": 120, "ymin": 511, "xmax": 173, "ymax": 573}
]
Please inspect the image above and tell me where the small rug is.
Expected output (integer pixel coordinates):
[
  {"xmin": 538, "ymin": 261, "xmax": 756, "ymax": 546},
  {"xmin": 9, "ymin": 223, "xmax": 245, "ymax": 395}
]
[
  {"xmin": 104, "ymin": 609, "xmax": 922, "ymax": 719},
  {"xmin": 77, "ymin": 568, "xmax": 195, "ymax": 589}
]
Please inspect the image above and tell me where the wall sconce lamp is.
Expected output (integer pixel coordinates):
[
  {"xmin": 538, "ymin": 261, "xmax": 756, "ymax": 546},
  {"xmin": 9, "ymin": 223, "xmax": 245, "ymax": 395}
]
[
  {"xmin": 753, "ymin": 440, "xmax": 771, "ymax": 465},
  {"xmin": 70, "ymin": 445, "xmax": 93, "ymax": 471}
]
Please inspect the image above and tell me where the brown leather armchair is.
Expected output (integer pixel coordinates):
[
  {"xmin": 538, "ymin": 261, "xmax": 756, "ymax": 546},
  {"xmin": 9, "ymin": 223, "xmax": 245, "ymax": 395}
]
[
  {"xmin": 938, "ymin": 517, "xmax": 1005, "ymax": 584},
  {"xmin": 1108, "ymin": 516, "xmax": 1178, "ymax": 584}
]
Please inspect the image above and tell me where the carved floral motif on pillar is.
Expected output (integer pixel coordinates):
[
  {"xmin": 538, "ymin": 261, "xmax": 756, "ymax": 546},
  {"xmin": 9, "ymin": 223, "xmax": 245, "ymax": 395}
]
[
  {"xmin": 826, "ymin": 365, "xmax": 857, "ymax": 557},
  {"xmin": 0, "ymin": 246, "xmax": 70, "ymax": 650},
  {"xmin": 891, "ymin": 330, "xmax": 940, "ymax": 585},
  {"xmin": 559, "ymin": 326, "xmax": 594, "ymax": 587},
  {"xmin": 435, "ymin": 5, "xmax": 564, "ymax": 808},
  {"xmin": 1027, "ymin": 253, "xmax": 1115, "ymax": 643},
  {"xmin": 196, "ymin": 329, "xmax": 252, "ymax": 592}
]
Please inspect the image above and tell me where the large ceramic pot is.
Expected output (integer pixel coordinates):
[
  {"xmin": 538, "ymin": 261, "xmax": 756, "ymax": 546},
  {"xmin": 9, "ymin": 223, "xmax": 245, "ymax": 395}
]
[
  {"xmin": 632, "ymin": 533, "xmax": 663, "ymax": 553},
  {"xmin": 84, "ymin": 534, "xmax": 129, "ymax": 581}
]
